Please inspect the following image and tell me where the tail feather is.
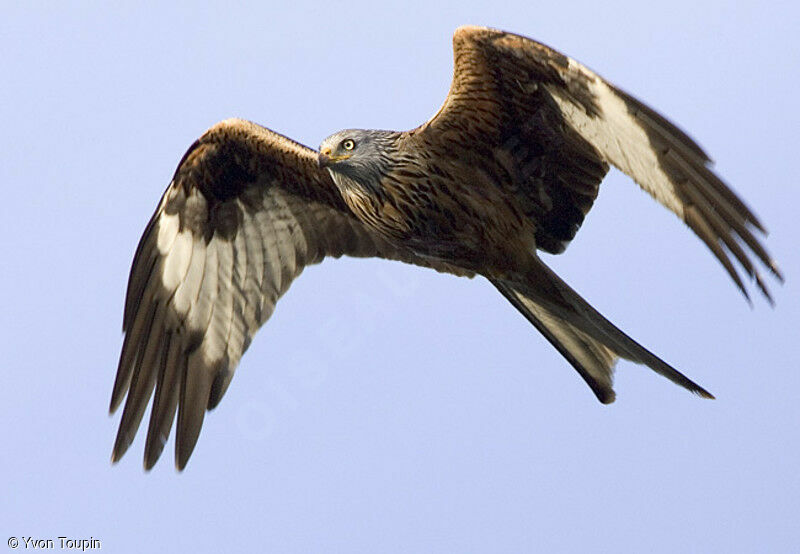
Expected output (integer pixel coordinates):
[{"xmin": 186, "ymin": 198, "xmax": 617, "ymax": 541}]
[
  {"xmin": 492, "ymin": 279, "xmax": 618, "ymax": 403},
  {"xmin": 494, "ymin": 257, "xmax": 714, "ymax": 401}
]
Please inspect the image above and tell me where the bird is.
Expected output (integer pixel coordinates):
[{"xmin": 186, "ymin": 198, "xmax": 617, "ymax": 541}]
[{"xmin": 110, "ymin": 25, "xmax": 781, "ymax": 471}]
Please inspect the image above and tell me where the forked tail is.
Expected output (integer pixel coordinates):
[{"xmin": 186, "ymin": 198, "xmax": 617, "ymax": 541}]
[{"xmin": 490, "ymin": 257, "xmax": 714, "ymax": 402}]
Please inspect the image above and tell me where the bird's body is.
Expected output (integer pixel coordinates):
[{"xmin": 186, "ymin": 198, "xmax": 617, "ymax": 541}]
[
  {"xmin": 325, "ymin": 130, "xmax": 536, "ymax": 274},
  {"xmin": 111, "ymin": 26, "xmax": 781, "ymax": 470}
]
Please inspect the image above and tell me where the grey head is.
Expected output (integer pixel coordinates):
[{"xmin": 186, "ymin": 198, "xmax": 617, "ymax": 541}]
[{"xmin": 318, "ymin": 129, "xmax": 400, "ymax": 193}]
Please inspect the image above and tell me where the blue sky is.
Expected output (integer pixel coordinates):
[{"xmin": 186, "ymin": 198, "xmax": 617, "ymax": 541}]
[{"xmin": 2, "ymin": 2, "xmax": 798, "ymax": 552}]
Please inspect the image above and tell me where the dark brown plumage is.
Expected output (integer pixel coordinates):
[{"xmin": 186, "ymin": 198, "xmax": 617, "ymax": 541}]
[{"xmin": 111, "ymin": 26, "xmax": 780, "ymax": 470}]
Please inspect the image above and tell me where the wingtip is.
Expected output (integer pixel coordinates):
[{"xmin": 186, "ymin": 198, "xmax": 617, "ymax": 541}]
[
  {"xmin": 108, "ymin": 397, "xmax": 121, "ymax": 415},
  {"xmin": 738, "ymin": 284, "xmax": 754, "ymax": 309},
  {"xmin": 143, "ymin": 430, "xmax": 169, "ymax": 471},
  {"xmin": 175, "ymin": 431, "xmax": 198, "ymax": 472},
  {"xmin": 110, "ymin": 448, "xmax": 122, "ymax": 465},
  {"xmin": 143, "ymin": 448, "xmax": 160, "ymax": 472},
  {"xmin": 770, "ymin": 260, "xmax": 785, "ymax": 284},
  {"xmin": 175, "ymin": 453, "xmax": 189, "ymax": 472},
  {"xmin": 143, "ymin": 457, "xmax": 156, "ymax": 472},
  {"xmin": 110, "ymin": 420, "xmax": 139, "ymax": 466},
  {"xmin": 109, "ymin": 381, "xmax": 127, "ymax": 414},
  {"xmin": 174, "ymin": 421, "xmax": 200, "ymax": 473},
  {"xmin": 747, "ymin": 215, "xmax": 768, "ymax": 236},
  {"xmin": 756, "ymin": 274, "xmax": 776, "ymax": 308}
]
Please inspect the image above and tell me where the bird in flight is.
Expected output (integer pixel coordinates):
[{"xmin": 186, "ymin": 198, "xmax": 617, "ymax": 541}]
[{"xmin": 110, "ymin": 25, "xmax": 781, "ymax": 470}]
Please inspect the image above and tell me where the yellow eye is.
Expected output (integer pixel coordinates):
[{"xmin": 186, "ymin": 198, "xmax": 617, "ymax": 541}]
[{"xmin": 342, "ymin": 139, "xmax": 355, "ymax": 151}]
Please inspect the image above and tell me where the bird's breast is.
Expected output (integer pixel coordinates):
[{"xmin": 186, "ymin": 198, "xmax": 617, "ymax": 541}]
[{"xmin": 332, "ymin": 173, "xmax": 409, "ymax": 240}]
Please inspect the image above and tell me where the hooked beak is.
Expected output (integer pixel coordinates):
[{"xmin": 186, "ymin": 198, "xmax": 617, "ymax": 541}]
[
  {"xmin": 318, "ymin": 146, "xmax": 350, "ymax": 169},
  {"xmin": 318, "ymin": 148, "xmax": 332, "ymax": 169}
]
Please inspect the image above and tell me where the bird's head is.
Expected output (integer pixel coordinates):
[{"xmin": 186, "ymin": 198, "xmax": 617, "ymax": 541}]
[{"xmin": 318, "ymin": 129, "xmax": 399, "ymax": 189}]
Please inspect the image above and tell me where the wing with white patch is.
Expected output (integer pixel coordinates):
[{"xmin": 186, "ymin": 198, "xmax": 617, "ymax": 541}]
[
  {"xmin": 424, "ymin": 25, "xmax": 781, "ymax": 301},
  {"xmin": 111, "ymin": 119, "xmax": 470, "ymax": 470}
]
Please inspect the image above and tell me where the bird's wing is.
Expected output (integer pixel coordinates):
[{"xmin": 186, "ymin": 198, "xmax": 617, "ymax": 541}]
[
  {"xmin": 111, "ymin": 119, "xmax": 471, "ymax": 470},
  {"xmin": 417, "ymin": 25, "xmax": 781, "ymax": 301}
]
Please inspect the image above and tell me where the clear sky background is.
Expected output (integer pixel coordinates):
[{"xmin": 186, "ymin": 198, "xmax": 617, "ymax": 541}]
[{"xmin": 2, "ymin": 2, "xmax": 798, "ymax": 552}]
